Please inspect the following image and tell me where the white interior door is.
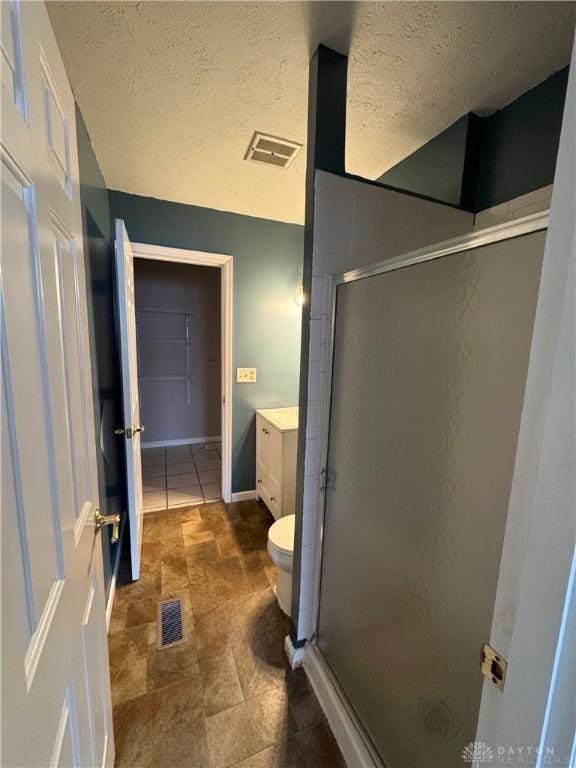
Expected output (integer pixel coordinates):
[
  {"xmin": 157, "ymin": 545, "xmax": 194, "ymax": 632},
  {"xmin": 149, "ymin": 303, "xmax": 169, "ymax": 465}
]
[
  {"xmin": 114, "ymin": 219, "xmax": 143, "ymax": 580},
  {"xmin": 476, "ymin": 38, "xmax": 575, "ymax": 764},
  {"xmin": 1, "ymin": 2, "xmax": 113, "ymax": 766}
]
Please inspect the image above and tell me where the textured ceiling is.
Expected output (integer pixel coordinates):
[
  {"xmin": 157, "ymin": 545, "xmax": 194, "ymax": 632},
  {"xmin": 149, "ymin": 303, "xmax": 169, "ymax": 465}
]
[{"xmin": 49, "ymin": 1, "xmax": 575, "ymax": 224}]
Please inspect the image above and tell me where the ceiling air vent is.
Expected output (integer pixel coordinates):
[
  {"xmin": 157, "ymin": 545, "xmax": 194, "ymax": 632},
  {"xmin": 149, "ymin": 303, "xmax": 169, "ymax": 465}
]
[{"xmin": 245, "ymin": 132, "xmax": 303, "ymax": 169}]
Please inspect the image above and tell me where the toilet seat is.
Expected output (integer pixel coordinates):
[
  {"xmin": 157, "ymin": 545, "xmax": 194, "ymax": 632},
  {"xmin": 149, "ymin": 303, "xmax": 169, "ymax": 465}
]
[
  {"xmin": 268, "ymin": 514, "xmax": 295, "ymax": 556},
  {"xmin": 267, "ymin": 515, "xmax": 296, "ymax": 616}
]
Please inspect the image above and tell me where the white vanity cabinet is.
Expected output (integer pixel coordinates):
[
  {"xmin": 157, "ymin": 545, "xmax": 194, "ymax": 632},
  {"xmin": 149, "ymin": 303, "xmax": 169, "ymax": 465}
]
[{"xmin": 255, "ymin": 407, "xmax": 298, "ymax": 520}]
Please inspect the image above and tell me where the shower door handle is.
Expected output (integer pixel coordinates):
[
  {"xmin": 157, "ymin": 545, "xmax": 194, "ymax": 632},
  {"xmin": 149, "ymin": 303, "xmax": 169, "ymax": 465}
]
[{"xmin": 320, "ymin": 467, "xmax": 336, "ymax": 491}]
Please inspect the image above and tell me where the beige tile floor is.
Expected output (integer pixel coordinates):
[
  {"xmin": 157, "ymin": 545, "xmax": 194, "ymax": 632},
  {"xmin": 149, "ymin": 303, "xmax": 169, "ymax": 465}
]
[
  {"xmin": 141, "ymin": 442, "xmax": 222, "ymax": 512},
  {"xmin": 109, "ymin": 500, "xmax": 345, "ymax": 768}
]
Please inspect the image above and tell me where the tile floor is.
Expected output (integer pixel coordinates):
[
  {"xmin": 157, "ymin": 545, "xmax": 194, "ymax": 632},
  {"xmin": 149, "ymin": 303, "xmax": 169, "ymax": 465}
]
[
  {"xmin": 141, "ymin": 442, "xmax": 222, "ymax": 513},
  {"xmin": 109, "ymin": 500, "xmax": 344, "ymax": 768}
]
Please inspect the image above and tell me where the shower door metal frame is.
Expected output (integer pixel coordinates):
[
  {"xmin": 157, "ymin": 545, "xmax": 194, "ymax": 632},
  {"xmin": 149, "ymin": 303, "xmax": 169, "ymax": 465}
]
[{"xmin": 307, "ymin": 210, "xmax": 549, "ymax": 764}]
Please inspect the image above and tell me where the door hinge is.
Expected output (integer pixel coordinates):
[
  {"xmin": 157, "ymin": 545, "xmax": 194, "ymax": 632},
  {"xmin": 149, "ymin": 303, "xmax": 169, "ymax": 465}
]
[
  {"xmin": 114, "ymin": 425, "xmax": 144, "ymax": 440},
  {"xmin": 481, "ymin": 643, "xmax": 507, "ymax": 691}
]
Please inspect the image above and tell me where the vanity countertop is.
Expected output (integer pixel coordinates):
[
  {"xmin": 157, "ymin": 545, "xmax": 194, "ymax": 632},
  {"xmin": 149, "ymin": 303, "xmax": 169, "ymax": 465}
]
[{"xmin": 256, "ymin": 407, "xmax": 299, "ymax": 432}]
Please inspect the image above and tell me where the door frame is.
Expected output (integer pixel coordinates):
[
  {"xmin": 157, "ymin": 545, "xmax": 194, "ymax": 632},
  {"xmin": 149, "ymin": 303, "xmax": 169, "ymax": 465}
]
[
  {"xmin": 304, "ymin": 210, "xmax": 550, "ymax": 767},
  {"xmin": 130, "ymin": 241, "xmax": 233, "ymax": 504}
]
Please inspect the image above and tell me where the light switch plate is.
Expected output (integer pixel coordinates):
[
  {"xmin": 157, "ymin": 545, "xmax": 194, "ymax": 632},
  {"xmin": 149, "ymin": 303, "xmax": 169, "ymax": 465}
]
[{"xmin": 237, "ymin": 367, "xmax": 257, "ymax": 383}]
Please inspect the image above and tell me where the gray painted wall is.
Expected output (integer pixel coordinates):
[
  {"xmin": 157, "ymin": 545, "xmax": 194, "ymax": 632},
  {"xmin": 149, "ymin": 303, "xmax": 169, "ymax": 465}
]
[
  {"xmin": 377, "ymin": 68, "xmax": 568, "ymax": 212},
  {"xmin": 76, "ymin": 106, "xmax": 125, "ymax": 596},
  {"xmin": 109, "ymin": 191, "xmax": 304, "ymax": 493},
  {"xmin": 475, "ymin": 67, "xmax": 568, "ymax": 211},
  {"xmin": 134, "ymin": 260, "xmax": 221, "ymax": 443},
  {"xmin": 378, "ymin": 115, "xmax": 470, "ymax": 206}
]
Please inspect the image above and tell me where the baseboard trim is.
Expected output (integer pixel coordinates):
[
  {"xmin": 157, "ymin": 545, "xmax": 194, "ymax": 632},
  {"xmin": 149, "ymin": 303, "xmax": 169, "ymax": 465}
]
[
  {"xmin": 231, "ymin": 490, "xmax": 256, "ymax": 502},
  {"xmin": 141, "ymin": 436, "xmax": 221, "ymax": 448},
  {"xmin": 142, "ymin": 502, "xmax": 209, "ymax": 515},
  {"xmin": 284, "ymin": 635, "xmax": 305, "ymax": 669},
  {"xmin": 105, "ymin": 515, "xmax": 126, "ymax": 633},
  {"xmin": 304, "ymin": 643, "xmax": 380, "ymax": 768}
]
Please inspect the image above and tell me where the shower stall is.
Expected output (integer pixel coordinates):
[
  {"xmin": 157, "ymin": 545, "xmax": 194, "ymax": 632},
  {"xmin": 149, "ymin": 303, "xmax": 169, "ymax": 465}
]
[{"xmin": 309, "ymin": 217, "xmax": 548, "ymax": 767}]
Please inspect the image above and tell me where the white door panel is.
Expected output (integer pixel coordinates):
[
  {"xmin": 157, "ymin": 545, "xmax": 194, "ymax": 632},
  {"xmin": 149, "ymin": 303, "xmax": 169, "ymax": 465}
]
[
  {"xmin": 476, "ymin": 37, "xmax": 576, "ymax": 761},
  {"xmin": 115, "ymin": 219, "xmax": 144, "ymax": 579},
  {"xmin": 1, "ymin": 2, "xmax": 113, "ymax": 766}
]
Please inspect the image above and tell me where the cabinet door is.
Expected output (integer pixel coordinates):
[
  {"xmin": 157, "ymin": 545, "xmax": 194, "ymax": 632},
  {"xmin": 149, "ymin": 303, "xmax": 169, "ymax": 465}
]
[
  {"xmin": 267, "ymin": 427, "xmax": 283, "ymax": 518},
  {"xmin": 256, "ymin": 414, "xmax": 270, "ymax": 499}
]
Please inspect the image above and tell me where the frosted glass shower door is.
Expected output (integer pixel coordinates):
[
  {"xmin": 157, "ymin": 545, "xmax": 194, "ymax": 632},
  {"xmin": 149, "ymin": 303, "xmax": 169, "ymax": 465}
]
[{"xmin": 316, "ymin": 231, "xmax": 546, "ymax": 768}]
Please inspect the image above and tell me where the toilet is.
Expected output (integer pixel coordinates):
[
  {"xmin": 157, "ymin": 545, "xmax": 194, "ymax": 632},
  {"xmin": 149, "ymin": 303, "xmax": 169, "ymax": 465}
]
[{"xmin": 267, "ymin": 514, "xmax": 295, "ymax": 616}]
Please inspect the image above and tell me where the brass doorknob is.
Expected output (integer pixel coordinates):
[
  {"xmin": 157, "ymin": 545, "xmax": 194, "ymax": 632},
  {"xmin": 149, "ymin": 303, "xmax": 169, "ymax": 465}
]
[{"xmin": 94, "ymin": 509, "xmax": 120, "ymax": 543}]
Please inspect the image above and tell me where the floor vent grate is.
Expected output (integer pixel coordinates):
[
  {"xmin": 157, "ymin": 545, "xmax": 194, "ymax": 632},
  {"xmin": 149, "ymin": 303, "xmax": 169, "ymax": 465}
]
[{"xmin": 157, "ymin": 598, "xmax": 186, "ymax": 650}]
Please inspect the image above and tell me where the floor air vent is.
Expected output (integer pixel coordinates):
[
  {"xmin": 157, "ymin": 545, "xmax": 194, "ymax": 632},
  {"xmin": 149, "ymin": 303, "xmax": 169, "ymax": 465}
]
[
  {"xmin": 157, "ymin": 598, "xmax": 186, "ymax": 650},
  {"xmin": 245, "ymin": 132, "xmax": 303, "ymax": 169}
]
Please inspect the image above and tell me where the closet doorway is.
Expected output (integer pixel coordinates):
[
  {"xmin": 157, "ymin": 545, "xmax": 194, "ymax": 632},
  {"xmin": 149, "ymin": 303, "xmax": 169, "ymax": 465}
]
[{"xmin": 130, "ymin": 240, "xmax": 233, "ymax": 512}]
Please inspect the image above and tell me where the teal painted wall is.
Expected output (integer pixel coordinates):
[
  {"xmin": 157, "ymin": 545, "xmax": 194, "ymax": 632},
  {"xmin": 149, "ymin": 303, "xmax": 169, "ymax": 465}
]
[
  {"xmin": 475, "ymin": 67, "xmax": 568, "ymax": 210},
  {"xmin": 76, "ymin": 106, "xmax": 125, "ymax": 596},
  {"xmin": 108, "ymin": 191, "xmax": 304, "ymax": 493},
  {"xmin": 76, "ymin": 107, "xmax": 111, "ymax": 242},
  {"xmin": 378, "ymin": 115, "xmax": 471, "ymax": 206},
  {"xmin": 376, "ymin": 68, "xmax": 568, "ymax": 211}
]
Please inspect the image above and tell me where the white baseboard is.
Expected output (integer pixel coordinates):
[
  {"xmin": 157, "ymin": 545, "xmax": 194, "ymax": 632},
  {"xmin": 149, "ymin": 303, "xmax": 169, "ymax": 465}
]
[
  {"xmin": 284, "ymin": 635, "xmax": 305, "ymax": 670},
  {"xmin": 231, "ymin": 490, "xmax": 256, "ymax": 502},
  {"xmin": 304, "ymin": 643, "xmax": 380, "ymax": 768},
  {"xmin": 141, "ymin": 435, "xmax": 221, "ymax": 448},
  {"xmin": 142, "ymin": 501, "xmax": 210, "ymax": 515},
  {"xmin": 105, "ymin": 515, "xmax": 126, "ymax": 632}
]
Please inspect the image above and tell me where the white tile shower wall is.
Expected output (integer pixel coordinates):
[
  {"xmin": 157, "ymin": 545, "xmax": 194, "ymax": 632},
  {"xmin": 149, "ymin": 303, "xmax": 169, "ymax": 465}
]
[
  {"xmin": 474, "ymin": 185, "xmax": 553, "ymax": 230},
  {"xmin": 297, "ymin": 171, "xmax": 475, "ymax": 639}
]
